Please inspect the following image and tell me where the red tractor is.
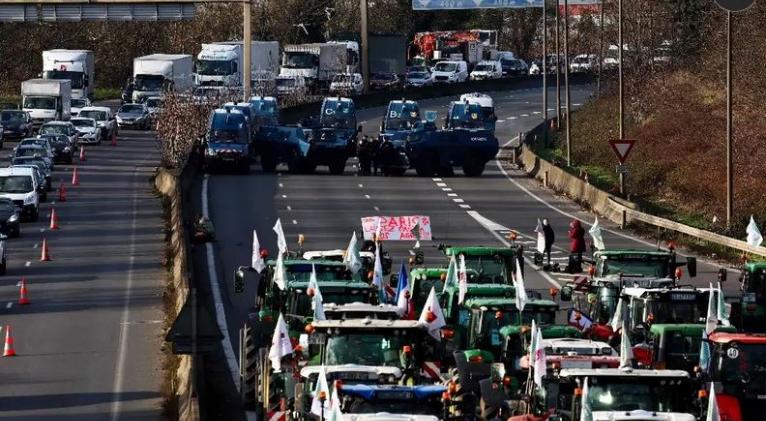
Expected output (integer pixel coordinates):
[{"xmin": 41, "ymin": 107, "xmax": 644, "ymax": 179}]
[{"xmin": 707, "ymin": 332, "xmax": 766, "ymax": 421}]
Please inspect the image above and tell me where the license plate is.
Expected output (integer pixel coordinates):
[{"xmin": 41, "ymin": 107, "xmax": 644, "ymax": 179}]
[
  {"xmin": 561, "ymin": 359, "xmax": 593, "ymax": 369},
  {"xmin": 758, "ymin": 395, "xmax": 766, "ymax": 400}
]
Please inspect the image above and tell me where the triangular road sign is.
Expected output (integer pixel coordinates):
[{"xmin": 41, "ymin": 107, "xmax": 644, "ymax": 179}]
[{"xmin": 608, "ymin": 139, "xmax": 636, "ymax": 165}]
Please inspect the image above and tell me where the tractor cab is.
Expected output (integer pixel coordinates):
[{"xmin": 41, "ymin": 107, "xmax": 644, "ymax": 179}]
[
  {"xmin": 518, "ymin": 338, "xmax": 619, "ymax": 373},
  {"xmin": 739, "ymin": 262, "xmax": 766, "ymax": 332},
  {"xmin": 649, "ymin": 324, "xmax": 736, "ymax": 373},
  {"xmin": 621, "ymin": 287, "xmax": 719, "ymax": 331},
  {"xmin": 707, "ymin": 332, "xmax": 766, "ymax": 421},
  {"xmin": 336, "ymin": 384, "xmax": 446, "ymax": 420},
  {"xmin": 322, "ymin": 302, "xmax": 402, "ymax": 321},
  {"xmin": 443, "ymin": 246, "xmax": 522, "ymax": 284},
  {"xmin": 409, "ymin": 267, "xmax": 448, "ymax": 313}
]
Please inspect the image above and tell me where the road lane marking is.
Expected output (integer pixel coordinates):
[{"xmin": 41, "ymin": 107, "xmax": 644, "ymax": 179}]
[
  {"xmin": 521, "ymin": 114, "xmax": 529, "ymax": 117},
  {"xmin": 24, "ymin": 261, "xmax": 31, "ymax": 267},
  {"xmin": 358, "ymin": 184, "xmax": 364, "ymax": 188},
  {"xmin": 6, "ymin": 302, "xmax": 11, "ymax": 309},
  {"xmin": 453, "ymin": 198, "xmax": 465, "ymax": 203},
  {"xmin": 364, "ymin": 194, "xmax": 371, "ymax": 199},
  {"xmin": 459, "ymin": 204, "xmax": 472, "ymax": 209},
  {"xmin": 442, "ymin": 188, "xmax": 452, "ymax": 192},
  {"xmin": 447, "ymin": 193, "xmax": 458, "ymax": 197},
  {"xmin": 374, "ymin": 206, "xmax": 380, "ymax": 211},
  {"xmin": 432, "ymin": 178, "xmax": 442, "ymax": 182},
  {"xmin": 292, "ymin": 220, "xmax": 298, "ymax": 225},
  {"xmin": 436, "ymin": 182, "xmax": 447, "ymax": 187},
  {"xmin": 281, "ymin": 194, "xmax": 287, "ymax": 199},
  {"xmin": 286, "ymin": 206, "xmax": 292, "ymax": 211},
  {"xmin": 509, "ymin": 117, "xmax": 518, "ymax": 120},
  {"xmin": 33, "ymin": 243, "xmax": 39, "ymax": 249},
  {"xmin": 279, "ymin": 183, "xmax": 284, "ymax": 188}
]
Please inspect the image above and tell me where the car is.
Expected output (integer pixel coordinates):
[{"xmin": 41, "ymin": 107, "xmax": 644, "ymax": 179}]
[
  {"xmin": 431, "ymin": 60, "xmax": 469, "ymax": 83},
  {"xmin": 12, "ymin": 143, "xmax": 53, "ymax": 170},
  {"xmin": 115, "ymin": 103, "xmax": 151, "ymax": 130},
  {"xmin": 0, "ymin": 167, "xmax": 40, "ymax": 222},
  {"xmin": 10, "ymin": 164, "xmax": 47, "ymax": 202},
  {"xmin": 39, "ymin": 121, "xmax": 78, "ymax": 145},
  {"xmin": 369, "ymin": 73, "xmax": 402, "ymax": 91},
  {"xmin": 78, "ymin": 106, "xmax": 117, "ymax": 142},
  {"xmin": 38, "ymin": 133, "xmax": 74, "ymax": 164},
  {"xmin": 1, "ymin": 110, "xmax": 33, "ymax": 140},
  {"xmin": 70, "ymin": 117, "xmax": 102, "ymax": 145},
  {"xmin": 329, "ymin": 73, "xmax": 364, "ymax": 95},
  {"xmin": 0, "ymin": 198, "xmax": 21, "ymax": 238},
  {"xmin": 570, "ymin": 54, "xmax": 599, "ymax": 73},
  {"xmin": 70, "ymin": 98, "xmax": 91, "ymax": 116},
  {"xmin": 470, "ymin": 60, "xmax": 503, "ymax": 80},
  {"xmin": 145, "ymin": 96, "xmax": 164, "ymax": 123},
  {"xmin": 501, "ymin": 58, "xmax": 529, "ymax": 76},
  {"xmin": 405, "ymin": 70, "xmax": 433, "ymax": 88},
  {"xmin": 15, "ymin": 137, "xmax": 55, "ymax": 163},
  {"xmin": 11, "ymin": 156, "xmax": 51, "ymax": 192}
]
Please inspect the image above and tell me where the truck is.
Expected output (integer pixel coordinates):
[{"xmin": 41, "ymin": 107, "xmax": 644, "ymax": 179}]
[
  {"xmin": 131, "ymin": 54, "xmax": 193, "ymax": 103},
  {"xmin": 279, "ymin": 43, "xmax": 348, "ymax": 94},
  {"xmin": 410, "ymin": 30, "xmax": 496, "ymax": 67},
  {"xmin": 194, "ymin": 41, "xmax": 280, "ymax": 88},
  {"xmin": 21, "ymin": 79, "xmax": 71, "ymax": 128},
  {"xmin": 42, "ymin": 50, "xmax": 95, "ymax": 100}
]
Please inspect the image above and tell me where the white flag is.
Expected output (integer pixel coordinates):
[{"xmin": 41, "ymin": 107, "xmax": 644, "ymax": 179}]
[
  {"xmin": 310, "ymin": 366, "xmax": 331, "ymax": 416},
  {"xmin": 747, "ymin": 216, "xmax": 763, "ymax": 248},
  {"xmin": 313, "ymin": 290, "xmax": 326, "ymax": 321},
  {"xmin": 580, "ymin": 377, "xmax": 593, "ymax": 421},
  {"xmin": 418, "ymin": 287, "xmax": 446, "ymax": 341},
  {"xmin": 610, "ymin": 297, "xmax": 624, "ymax": 332},
  {"xmin": 619, "ymin": 321, "xmax": 633, "ymax": 370},
  {"xmin": 514, "ymin": 262, "xmax": 528, "ymax": 313},
  {"xmin": 343, "ymin": 232, "xmax": 362, "ymax": 273},
  {"xmin": 529, "ymin": 319, "xmax": 538, "ymax": 362},
  {"xmin": 458, "ymin": 254, "xmax": 468, "ymax": 305},
  {"xmin": 706, "ymin": 383, "xmax": 721, "ymax": 421},
  {"xmin": 533, "ymin": 327, "xmax": 546, "ymax": 387},
  {"xmin": 251, "ymin": 230, "xmax": 266, "ymax": 273},
  {"xmin": 273, "ymin": 218, "xmax": 288, "ymax": 254},
  {"xmin": 308, "ymin": 264, "xmax": 323, "ymax": 302},
  {"xmin": 268, "ymin": 314, "xmax": 293, "ymax": 372},
  {"xmin": 372, "ymin": 245, "xmax": 384, "ymax": 298},
  {"xmin": 589, "ymin": 217, "xmax": 605, "ymax": 251},
  {"xmin": 443, "ymin": 255, "xmax": 459, "ymax": 293},
  {"xmin": 273, "ymin": 252, "xmax": 287, "ymax": 290},
  {"xmin": 535, "ymin": 219, "xmax": 545, "ymax": 254},
  {"xmin": 705, "ymin": 283, "xmax": 718, "ymax": 335},
  {"xmin": 717, "ymin": 282, "xmax": 730, "ymax": 326}
]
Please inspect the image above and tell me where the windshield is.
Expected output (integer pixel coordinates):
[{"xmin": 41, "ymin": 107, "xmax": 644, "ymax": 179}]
[
  {"xmin": 1, "ymin": 111, "xmax": 25, "ymax": 123},
  {"xmin": 16, "ymin": 148, "xmax": 44, "ymax": 158},
  {"xmin": 645, "ymin": 298, "xmax": 701, "ymax": 324},
  {"xmin": 346, "ymin": 398, "xmax": 442, "ymax": 416},
  {"xmin": 119, "ymin": 105, "xmax": 144, "ymax": 113},
  {"xmin": 451, "ymin": 105, "xmax": 485, "ymax": 129},
  {"xmin": 23, "ymin": 97, "xmax": 56, "ymax": 110},
  {"xmin": 43, "ymin": 70, "xmax": 84, "ymax": 89},
  {"xmin": 40, "ymin": 125, "xmax": 67, "ymax": 135},
  {"xmin": 434, "ymin": 62, "xmax": 458, "ymax": 72},
  {"xmin": 745, "ymin": 267, "xmax": 766, "ymax": 296},
  {"xmin": 475, "ymin": 307, "xmax": 556, "ymax": 351},
  {"xmin": 197, "ymin": 59, "xmax": 235, "ymax": 76},
  {"xmin": 79, "ymin": 110, "xmax": 107, "ymax": 121},
  {"xmin": 71, "ymin": 99, "xmax": 87, "ymax": 108},
  {"xmin": 134, "ymin": 75, "xmax": 164, "ymax": 91},
  {"xmin": 408, "ymin": 72, "xmax": 428, "ymax": 79},
  {"xmin": 0, "ymin": 176, "xmax": 33, "ymax": 194},
  {"xmin": 715, "ymin": 343, "xmax": 766, "ymax": 388},
  {"xmin": 320, "ymin": 104, "xmax": 355, "ymax": 129},
  {"xmin": 71, "ymin": 119, "xmax": 95, "ymax": 128},
  {"xmin": 474, "ymin": 65, "xmax": 494, "ymax": 72},
  {"xmin": 385, "ymin": 105, "xmax": 420, "ymax": 131},
  {"xmin": 463, "ymin": 255, "xmax": 507, "ymax": 283},
  {"xmin": 281, "ymin": 264, "xmax": 354, "ymax": 282},
  {"xmin": 599, "ymin": 256, "xmax": 670, "ymax": 278},
  {"xmin": 276, "ymin": 79, "xmax": 295, "ymax": 87},
  {"xmin": 586, "ymin": 378, "xmax": 688, "ymax": 413},
  {"xmin": 283, "ymin": 52, "xmax": 316, "ymax": 69},
  {"xmin": 146, "ymin": 99, "xmax": 162, "ymax": 108},
  {"xmin": 325, "ymin": 333, "xmax": 407, "ymax": 366},
  {"xmin": 210, "ymin": 129, "xmax": 247, "ymax": 144}
]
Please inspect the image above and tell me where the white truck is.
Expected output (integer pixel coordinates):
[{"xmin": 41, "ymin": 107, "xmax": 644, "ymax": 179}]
[
  {"xmin": 279, "ymin": 43, "xmax": 348, "ymax": 94},
  {"xmin": 21, "ymin": 79, "xmax": 71, "ymax": 128},
  {"xmin": 41, "ymin": 49, "xmax": 95, "ymax": 100},
  {"xmin": 194, "ymin": 41, "xmax": 280, "ymax": 87},
  {"xmin": 131, "ymin": 54, "xmax": 193, "ymax": 103}
]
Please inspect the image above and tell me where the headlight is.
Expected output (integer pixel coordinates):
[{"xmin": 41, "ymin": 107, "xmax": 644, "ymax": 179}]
[
  {"xmin": 116, "ymin": 116, "xmax": 123, "ymax": 123},
  {"xmin": 23, "ymin": 194, "xmax": 35, "ymax": 205},
  {"xmin": 8, "ymin": 214, "xmax": 18, "ymax": 223},
  {"xmin": 63, "ymin": 147, "xmax": 71, "ymax": 152},
  {"xmin": 206, "ymin": 148, "xmax": 217, "ymax": 156}
]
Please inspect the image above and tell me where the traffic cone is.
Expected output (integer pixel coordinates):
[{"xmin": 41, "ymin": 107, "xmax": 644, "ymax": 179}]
[
  {"xmin": 3, "ymin": 325, "xmax": 16, "ymax": 357},
  {"xmin": 111, "ymin": 130, "xmax": 117, "ymax": 147},
  {"xmin": 18, "ymin": 279, "xmax": 30, "ymax": 305},
  {"xmin": 71, "ymin": 167, "xmax": 79, "ymax": 186},
  {"xmin": 79, "ymin": 145, "xmax": 86, "ymax": 162},
  {"xmin": 40, "ymin": 238, "xmax": 51, "ymax": 262},
  {"xmin": 49, "ymin": 208, "xmax": 60, "ymax": 230},
  {"xmin": 58, "ymin": 182, "xmax": 67, "ymax": 202}
]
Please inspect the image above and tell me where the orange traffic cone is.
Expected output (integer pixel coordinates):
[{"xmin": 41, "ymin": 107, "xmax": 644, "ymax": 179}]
[
  {"xmin": 49, "ymin": 208, "xmax": 59, "ymax": 230},
  {"xmin": 3, "ymin": 325, "xmax": 16, "ymax": 357},
  {"xmin": 18, "ymin": 279, "xmax": 30, "ymax": 305},
  {"xmin": 111, "ymin": 130, "xmax": 117, "ymax": 147},
  {"xmin": 71, "ymin": 167, "xmax": 80, "ymax": 186},
  {"xmin": 79, "ymin": 145, "xmax": 86, "ymax": 162},
  {"xmin": 58, "ymin": 182, "xmax": 67, "ymax": 202},
  {"xmin": 40, "ymin": 238, "xmax": 51, "ymax": 262}
]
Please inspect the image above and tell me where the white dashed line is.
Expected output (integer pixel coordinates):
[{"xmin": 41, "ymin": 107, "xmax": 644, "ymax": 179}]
[
  {"xmin": 509, "ymin": 117, "xmax": 518, "ymax": 120},
  {"xmin": 33, "ymin": 243, "xmax": 39, "ymax": 249},
  {"xmin": 24, "ymin": 261, "xmax": 31, "ymax": 267},
  {"xmin": 374, "ymin": 206, "xmax": 380, "ymax": 211},
  {"xmin": 432, "ymin": 178, "xmax": 442, "ymax": 182},
  {"xmin": 442, "ymin": 188, "xmax": 453, "ymax": 192},
  {"xmin": 447, "ymin": 193, "xmax": 458, "ymax": 197},
  {"xmin": 39, "ymin": 228, "xmax": 45, "ymax": 233},
  {"xmin": 497, "ymin": 120, "xmax": 505, "ymax": 123},
  {"xmin": 279, "ymin": 183, "xmax": 284, "ymax": 188},
  {"xmin": 459, "ymin": 204, "xmax": 472, "ymax": 209},
  {"xmin": 6, "ymin": 302, "xmax": 12, "ymax": 309},
  {"xmin": 436, "ymin": 182, "xmax": 447, "ymax": 187},
  {"xmin": 532, "ymin": 111, "xmax": 541, "ymax": 115},
  {"xmin": 281, "ymin": 194, "xmax": 287, "ymax": 199},
  {"xmin": 358, "ymin": 184, "xmax": 364, "ymax": 188},
  {"xmin": 292, "ymin": 220, "xmax": 298, "ymax": 225},
  {"xmin": 574, "ymin": 103, "xmax": 582, "ymax": 106},
  {"xmin": 364, "ymin": 194, "xmax": 371, "ymax": 199},
  {"xmin": 453, "ymin": 198, "xmax": 465, "ymax": 203},
  {"xmin": 286, "ymin": 206, "xmax": 292, "ymax": 211},
  {"xmin": 521, "ymin": 114, "xmax": 529, "ymax": 117}
]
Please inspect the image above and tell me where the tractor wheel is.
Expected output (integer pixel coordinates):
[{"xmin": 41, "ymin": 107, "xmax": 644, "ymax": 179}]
[
  {"xmin": 328, "ymin": 159, "xmax": 346, "ymax": 175},
  {"xmin": 415, "ymin": 151, "xmax": 438, "ymax": 177},
  {"xmin": 240, "ymin": 324, "xmax": 258, "ymax": 409},
  {"xmin": 462, "ymin": 158, "xmax": 486, "ymax": 177}
]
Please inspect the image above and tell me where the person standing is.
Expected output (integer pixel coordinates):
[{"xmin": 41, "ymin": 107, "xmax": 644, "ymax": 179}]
[
  {"xmin": 542, "ymin": 218, "xmax": 555, "ymax": 265},
  {"xmin": 568, "ymin": 219, "xmax": 586, "ymax": 259}
]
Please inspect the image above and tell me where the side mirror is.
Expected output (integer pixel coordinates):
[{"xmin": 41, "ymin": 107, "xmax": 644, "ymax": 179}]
[
  {"xmin": 233, "ymin": 268, "xmax": 246, "ymax": 293},
  {"xmin": 686, "ymin": 257, "xmax": 697, "ymax": 278},
  {"xmin": 560, "ymin": 286, "xmax": 573, "ymax": 302}
]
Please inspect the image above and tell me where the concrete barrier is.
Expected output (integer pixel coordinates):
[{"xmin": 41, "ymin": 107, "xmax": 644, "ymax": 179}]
[
  {"xmin": 514, "ymin": 122, "xmax": 766, "ymax": 258},
  {"xmin": 154, "ymin": 168, "xmax": 201, "ymax": 421}
]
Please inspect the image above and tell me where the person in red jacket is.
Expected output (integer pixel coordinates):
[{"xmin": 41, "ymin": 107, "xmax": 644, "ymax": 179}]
[{"xmin": 568, "ymin": 219, "xmax": 586, "ymax": 259}]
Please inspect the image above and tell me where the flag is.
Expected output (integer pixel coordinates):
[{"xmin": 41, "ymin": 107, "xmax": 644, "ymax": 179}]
[
  {"xmin": 329, "ymin": 380, "xmax": 343, "ymax": 420},
  {"xmin": 514, "ymin": 262, "xmax": 528, "ymax": 313},
  {"xmin": 717, "ymin": 282, "xmax": 730, "ymax": 326},
  {"xmin": 374, "ymin": 217, "xmax": 382, "ymax": 241},
  {"xmin": 310, "ymin": 366, "xmax": 331, "ymax": 416},
  {"xmin": 610, "ymin": 297, "xmax": 624, "ymax": 332},
  {"xmin": 529, "ymin": 319, "xmax": 538, "ymax": 362},
  {"xmin": 373, "ymin": 245, "xmax": 385, "ymax": 303},
  {"xmin": 269, "ymin": 314, "xmax": 293, "ymax": 372},
  {"xmin": 533, "ymin": 327, "xmax": 546, "ymax": 387},
  {"xmin": 706, "ymin": 383, "xmax": 721, "ymax": 421},
  {"xmin": 458, "ymin": 254, "xmax": 468, "ymax": 305},
  {"xmin": 700, "ymin": 330, "xmax": 711, "ymax": 373},
  {"xmin": 568, "ymin": 309, "xmax": 594, "ymax": 332},
  {"xmin": 535, "ymin": 219, "xmax": 545, "ymax": 254},
  {"xmin": 273, "ymin": 218, "xmax": 287, "ymax": 254},
  {"xmin": 251, "ymin": 230, "xmax": 265, "ymax": 273},
  {"xmin": 705, "ymin": 283, "xmax": 718, "ymax": 335},
  {"xmin": 313, "ymin": 289, "xmax": 326, "ymax": 321},
  {"xmin": 418, "ymin": 287, "xmax": 446, "ymax": 341},
  {"xmin": 747, "ymin": 216, "xmax": 763, "ymax": 248},
  {"xmin": 274, "ymin": 252, "xmax": 287, "ymax": 290},
  {"xmin": 396, "ymin": 261, "xmax": 410, "ymax": 316},
  {"xmin": 308, "ymin": 264, "xmax": 323, "ymax": 301},
  {"xmin": 343, "ymin": 232, "xmax": 362, "ymax": 273},
  {"xmin": 580, "ymin": 377, "xmax": 593, "ymax": 421},
  {"xmin": 411, "ymin": 221, "xmax": 421, "ymax": 249},
  {"xmin": 443, "ymin": 255, "xmax": 459, "ymax": 293},
  {"xmin": 619, "ymin": 321, "xmax": 633, "ymax": 370},
  {"xmin": 589, "ymin": 217, "xmax": 605, "ymax": 251}
]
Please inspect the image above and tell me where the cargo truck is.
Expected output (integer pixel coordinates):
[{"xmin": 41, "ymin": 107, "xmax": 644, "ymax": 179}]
[
  {"xmin": 21, "ymin": 79, "xmax": 71, "ymax": 128},
  {"xmin": 131, "ymin": 54, "xmax": 193, "ymax": 103},
  {"xmin": 279, "ymin": 43, "xmax": 348, "ymax": 94},
  {"xmin": 194, "ymin": 41, "xmax": 280, "ymax": 87},
  {"xmin": 42, "ymin": 50, "xmax": 95, "ymax": 100},
  {"xmin": 369, "ymin": 34, "xmax": 407, "ymax": 76}
]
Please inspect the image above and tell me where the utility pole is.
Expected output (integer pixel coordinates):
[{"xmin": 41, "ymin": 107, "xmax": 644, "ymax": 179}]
[
  {"xmin": 360, "ymin": 0, "xmax": 369, "ymax": 94},
  {"xmin": 555, "ymin": 0, "xmax": 561, "ymax": 126},
  {"xmin": 597, "ymin": 0, "xmax": 604, "ymax": 95},
  {"xmin": 726, "ymin": 10, "xmax": 733, "ymax": 227},
  {"xmin": 242, "ymin": 0, "xmax": 252, "ymax": 101},
  {"xmin": 618, "ymin": 0, "xmax": 625, "ymax": 196},
  {"xmin": 542, "ymin": 0, "xmax": 548, "ymax": 138},
  {"xmin": 564, "ymin": 0, "xmax": 571, "ymax": 166}
]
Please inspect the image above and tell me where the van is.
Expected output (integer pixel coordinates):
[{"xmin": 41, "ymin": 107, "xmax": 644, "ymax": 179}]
[
  {"xmin": 470, "ymin": 60, "xmax": 503, "ymax": 80},
  {"xmin": 0, "ymin": 167, "xmax": 39, "ymax": 221},
  {"xmin": 431, "ymin": 60, "xmax": 468, "ymax": 84}
]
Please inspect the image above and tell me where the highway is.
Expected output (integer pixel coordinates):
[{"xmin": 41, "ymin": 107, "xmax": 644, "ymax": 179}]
[{"xmin": 0, "ymin": 120, "xmax": 164, "ymax": 420}]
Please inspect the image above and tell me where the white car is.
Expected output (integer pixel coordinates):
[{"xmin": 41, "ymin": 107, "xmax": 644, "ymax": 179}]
[
  {"xmin": 78, "ymin": 106, "xmax": 116, "ymax": 142},
  {"xmin": 570, "ymin": 54, "xmax": 599, "ymax": 73},
  {"xmin": 470, "ymin": 60, "xmax": 503, "ymax": 80},
  {"xmin": 431, "ymin": 60, "xmax": 468, "ymax": 84},
  {"xmin": 329, "ymin": 73, "xmax": 364, "ymax": 95},
  {"xmin": 39, "ymin": 121, "xmax": 78, "ymax": 145},
  {"xmin": 70, "ymin": 117, "xmax": 103, "ymax": 145},
  {"xmin": 0, "ymin": 167, "xmax": 39, "ymax": 221},
  {"xmin": 70, "ymin": 98, "xmax": 91, "ymax": 116}
]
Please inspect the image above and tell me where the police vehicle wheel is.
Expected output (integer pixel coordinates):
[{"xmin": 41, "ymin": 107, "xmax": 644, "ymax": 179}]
[
  {"xmin": 438, "ymin": 165, "xmax": 454, "ymax": 177},
  {"xmin": 462, "ymin": 160, "xmax": 485, "ymax": 177},
  {"xmin": 415, "ymin": 163, "xmax": 434, "ymax": 177},
  {"xmin": 328, "ymin": 160, "xmax": 345, "ymax": 175},
  {"xmin": 261, "ymin": 154, "xmax": 278, "ymax": 173},
  {"xmin": 388, "ymin": 167, "xmax": 407, "ymax": 177}
]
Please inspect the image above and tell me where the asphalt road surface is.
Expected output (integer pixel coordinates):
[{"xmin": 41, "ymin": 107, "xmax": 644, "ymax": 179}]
[{"xmin": 0, "ymin": 122, "xmax": 164, "ymax": 420}]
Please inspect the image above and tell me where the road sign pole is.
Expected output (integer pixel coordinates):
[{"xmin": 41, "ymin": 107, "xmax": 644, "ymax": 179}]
[
  {"xmin": 564, "ymin": 0, "xmax": 571, "ymax": 166},
  {"xmin": 361, "ymin": 0, "xmax": 370, "ymax": 94},
  {"xmin": 597, "ymin": 0, "xmax": 604, "ymax": 95},
  {"xmin": 726, "ymin": 10, "xmax": 733, "ymax": 227},
  {"xmin": 555, "ymin": 0, "xmax": 561, "ymax": 126},
  {"xmin": 242, "ymin": 0, "xmax": 252, "ymax": 101},
  {"xmin": 542, "ymin": 0, "xmax": 548, "ymax": 144},
  {"xmin": 618, "ymin": 0, "xmax": 625, "ymax": 196}
]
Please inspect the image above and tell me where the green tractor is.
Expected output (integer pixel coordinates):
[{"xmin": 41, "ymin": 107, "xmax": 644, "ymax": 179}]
[
  {"xmin": 739, "ymin": 262, "xmax": 766, "ymax": 332},
  {"xmin": 648, "ymin": 324, "xmax": 736, "ymax": 373}
]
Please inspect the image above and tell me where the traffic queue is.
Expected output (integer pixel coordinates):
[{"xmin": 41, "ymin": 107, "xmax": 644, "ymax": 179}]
[{"xmin": 222, "ymin": 215, "xmax": 766, "ymax": 421}]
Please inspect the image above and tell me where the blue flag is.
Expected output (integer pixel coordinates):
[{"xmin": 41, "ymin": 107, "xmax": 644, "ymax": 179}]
[{"xmin": 395, "ymin": 261, "xmax": 409, "ymax": 304}]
